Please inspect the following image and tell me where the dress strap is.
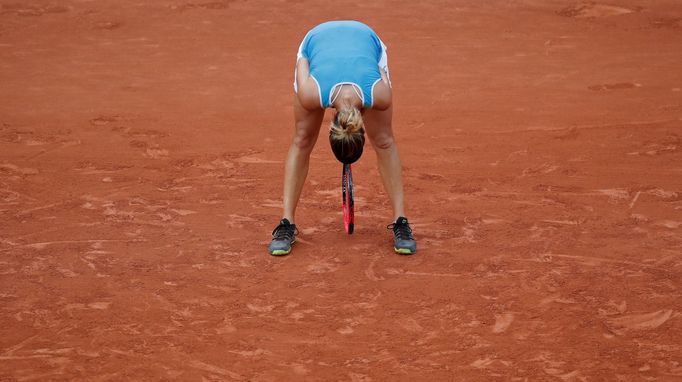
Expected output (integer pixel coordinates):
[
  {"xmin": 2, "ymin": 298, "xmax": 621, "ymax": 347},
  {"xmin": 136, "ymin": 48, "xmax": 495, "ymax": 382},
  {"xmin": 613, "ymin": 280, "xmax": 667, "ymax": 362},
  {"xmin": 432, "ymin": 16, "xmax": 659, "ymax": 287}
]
[{"xmin": 330, "ymin": 83, "xmax": 363, "ymax": 106}]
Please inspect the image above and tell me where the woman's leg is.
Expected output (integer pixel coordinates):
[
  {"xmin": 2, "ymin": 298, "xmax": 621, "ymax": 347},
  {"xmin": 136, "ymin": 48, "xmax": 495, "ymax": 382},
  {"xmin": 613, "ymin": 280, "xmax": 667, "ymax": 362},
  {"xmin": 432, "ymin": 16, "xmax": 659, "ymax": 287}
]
[
  {"xmin": 282, "ymin": 95, "xmax": 325, "ymax": 223},
  {"xmin": 363, "ymin": 105, "xmax": 405, "ymax": 221},
  {"xmin": 364, "ymin": 105, "xmax": 416, "ymax": 254}
]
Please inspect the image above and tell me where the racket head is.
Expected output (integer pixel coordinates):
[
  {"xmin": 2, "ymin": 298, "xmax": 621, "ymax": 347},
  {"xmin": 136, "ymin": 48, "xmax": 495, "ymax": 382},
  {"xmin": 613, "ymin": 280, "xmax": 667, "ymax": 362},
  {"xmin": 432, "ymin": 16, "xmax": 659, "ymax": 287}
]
[{"xmin": 342, "ymin": 164, "xmax": 355, "ymax": 234}]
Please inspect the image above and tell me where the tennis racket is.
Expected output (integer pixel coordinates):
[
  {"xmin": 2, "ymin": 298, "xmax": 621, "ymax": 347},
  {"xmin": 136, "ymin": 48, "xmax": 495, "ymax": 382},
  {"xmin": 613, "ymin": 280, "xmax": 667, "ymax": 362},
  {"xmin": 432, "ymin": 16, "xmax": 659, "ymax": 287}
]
[{"xmin": 342, "ymin": 163, "xmax": 354, "ymax": 234}]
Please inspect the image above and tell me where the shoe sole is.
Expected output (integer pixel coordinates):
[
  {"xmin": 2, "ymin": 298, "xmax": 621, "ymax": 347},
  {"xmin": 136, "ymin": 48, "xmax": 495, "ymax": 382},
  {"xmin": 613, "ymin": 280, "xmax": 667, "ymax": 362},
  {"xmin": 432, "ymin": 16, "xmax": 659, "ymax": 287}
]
[
  {"xmin": 270, "ymin": 249, "xmax": 291, "ymax": 256},
  {"xmin": 269, "ymin": 238, "xmax": 295, "ymax": 256},
  {"xmin": 394, "ymin": 247, "xmax": 416, "ymax": 255}
]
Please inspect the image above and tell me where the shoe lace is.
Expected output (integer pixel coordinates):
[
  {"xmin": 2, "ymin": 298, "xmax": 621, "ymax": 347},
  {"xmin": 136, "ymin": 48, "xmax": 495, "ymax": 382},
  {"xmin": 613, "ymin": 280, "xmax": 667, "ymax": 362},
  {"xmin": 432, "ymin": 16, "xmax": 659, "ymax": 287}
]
[
  {"xmin": 387, "ymin": 220, "xmax": 414, "ymax": 240},
  {"xmin": 272, "ymin": 222, "xmax": 297, "ymax": 241}
]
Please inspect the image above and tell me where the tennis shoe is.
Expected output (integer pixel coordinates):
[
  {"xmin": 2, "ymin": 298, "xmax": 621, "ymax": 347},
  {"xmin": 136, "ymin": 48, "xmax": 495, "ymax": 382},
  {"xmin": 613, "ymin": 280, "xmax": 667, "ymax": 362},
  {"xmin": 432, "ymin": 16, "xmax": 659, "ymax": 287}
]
[
  {"xmin": 387, "ymin": 216, "xmax": 417, "ymax": 255},
  {"xmin": 268, "ymin": 218, "xmax": 298, "ymax": 256}
]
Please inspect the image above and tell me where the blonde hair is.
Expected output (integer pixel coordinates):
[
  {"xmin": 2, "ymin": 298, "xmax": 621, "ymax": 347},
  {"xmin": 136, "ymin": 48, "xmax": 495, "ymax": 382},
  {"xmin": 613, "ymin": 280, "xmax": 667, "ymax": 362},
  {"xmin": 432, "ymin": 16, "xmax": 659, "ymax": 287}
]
[
  {"xmin": 330, "ymin": 107, "xmax": 364, "ymax": 141},
  {"xmin": 329, "ymin": 107, "xmax": 366, "ymax": 164}
]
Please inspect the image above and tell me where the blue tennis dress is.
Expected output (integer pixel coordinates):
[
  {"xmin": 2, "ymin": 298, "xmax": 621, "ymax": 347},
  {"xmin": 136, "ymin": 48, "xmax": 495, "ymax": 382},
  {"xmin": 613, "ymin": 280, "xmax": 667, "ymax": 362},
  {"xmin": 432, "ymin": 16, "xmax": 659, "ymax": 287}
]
[{"xmin": 300, "ymin": 21, "xmax": 383, "ymax": 109}]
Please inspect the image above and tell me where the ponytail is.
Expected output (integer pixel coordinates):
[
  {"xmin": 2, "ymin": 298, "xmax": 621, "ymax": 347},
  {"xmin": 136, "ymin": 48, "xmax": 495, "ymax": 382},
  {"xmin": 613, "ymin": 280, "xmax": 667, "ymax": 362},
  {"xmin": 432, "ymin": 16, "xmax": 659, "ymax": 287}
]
[
  {"xmin": 329, "ymin": 107, "xmax": 366, "ymax": 164},
  {"xmin": 330, "ymin": 107, "xmax": 364, "ymax": 140}
]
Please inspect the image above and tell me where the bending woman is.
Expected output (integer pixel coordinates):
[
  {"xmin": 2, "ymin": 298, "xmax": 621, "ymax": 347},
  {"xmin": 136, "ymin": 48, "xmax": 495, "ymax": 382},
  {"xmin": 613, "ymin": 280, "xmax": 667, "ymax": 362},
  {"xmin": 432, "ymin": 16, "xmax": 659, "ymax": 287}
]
[{"xmin": 268, "ymin": 20, "xmax": 416, "ymax": 256}]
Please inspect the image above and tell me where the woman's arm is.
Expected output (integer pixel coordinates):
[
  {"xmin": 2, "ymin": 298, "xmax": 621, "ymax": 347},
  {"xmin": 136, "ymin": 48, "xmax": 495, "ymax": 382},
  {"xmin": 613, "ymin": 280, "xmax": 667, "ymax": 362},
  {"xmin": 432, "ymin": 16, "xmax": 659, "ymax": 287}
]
[{"xmin": 295, "ymin": 58, "xmax": 322, "ymax": 110}]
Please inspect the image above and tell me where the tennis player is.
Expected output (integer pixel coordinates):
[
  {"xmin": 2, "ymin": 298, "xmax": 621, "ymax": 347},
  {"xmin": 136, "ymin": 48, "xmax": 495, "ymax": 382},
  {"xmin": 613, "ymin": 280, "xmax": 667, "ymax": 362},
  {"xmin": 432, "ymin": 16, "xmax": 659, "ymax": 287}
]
[{"xmin": 268, "ymin": 20, "xmax": 417, "ymax": 256}]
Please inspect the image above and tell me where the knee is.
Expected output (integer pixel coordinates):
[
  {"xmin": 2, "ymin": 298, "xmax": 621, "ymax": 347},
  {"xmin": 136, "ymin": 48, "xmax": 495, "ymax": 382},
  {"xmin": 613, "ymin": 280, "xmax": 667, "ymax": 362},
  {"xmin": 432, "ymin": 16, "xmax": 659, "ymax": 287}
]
[
  {"xmin": 369, "ymin": 132, "xmax": 395, "ymax": 151},
  {"xmin": 292, "ymin": 128, "xmax": 318, "ymax": 151}
]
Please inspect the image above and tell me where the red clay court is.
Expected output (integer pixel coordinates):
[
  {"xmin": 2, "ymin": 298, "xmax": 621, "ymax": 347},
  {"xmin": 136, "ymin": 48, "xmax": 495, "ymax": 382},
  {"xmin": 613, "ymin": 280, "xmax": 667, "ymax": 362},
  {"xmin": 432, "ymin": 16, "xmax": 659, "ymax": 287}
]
[{"xmin": 1, "ymin": 0, "xmax": 681, "ymax": 380}]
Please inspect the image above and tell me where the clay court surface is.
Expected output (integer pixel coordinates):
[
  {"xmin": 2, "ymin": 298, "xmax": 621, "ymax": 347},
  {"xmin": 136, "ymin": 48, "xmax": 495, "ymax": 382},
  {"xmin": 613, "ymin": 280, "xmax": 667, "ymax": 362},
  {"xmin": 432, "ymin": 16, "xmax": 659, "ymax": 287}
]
[{"xmin": 2, "ymin": 0, "xmax": 682, "ymax": 380}]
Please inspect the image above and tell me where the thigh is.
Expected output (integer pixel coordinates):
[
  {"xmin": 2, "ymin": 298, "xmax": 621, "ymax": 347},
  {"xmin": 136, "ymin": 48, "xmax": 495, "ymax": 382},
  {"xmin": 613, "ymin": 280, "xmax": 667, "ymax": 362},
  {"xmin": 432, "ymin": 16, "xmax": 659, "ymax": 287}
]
[
  {"xmin": 293, "ymin": 94, "xmax": 325, "ymax": 145},
  {"xmin": 363, "ymin": 105, "xmax": 394, "ymax": 148}
]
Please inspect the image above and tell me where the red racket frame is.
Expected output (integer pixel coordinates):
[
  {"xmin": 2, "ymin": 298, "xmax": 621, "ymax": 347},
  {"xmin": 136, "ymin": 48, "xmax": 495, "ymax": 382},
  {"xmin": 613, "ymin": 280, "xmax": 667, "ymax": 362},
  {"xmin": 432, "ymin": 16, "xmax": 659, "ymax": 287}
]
[{"xmin": 342, "ymin": 164, "xmax": 354, "ymax": 234}]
